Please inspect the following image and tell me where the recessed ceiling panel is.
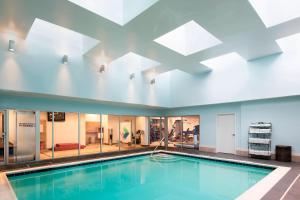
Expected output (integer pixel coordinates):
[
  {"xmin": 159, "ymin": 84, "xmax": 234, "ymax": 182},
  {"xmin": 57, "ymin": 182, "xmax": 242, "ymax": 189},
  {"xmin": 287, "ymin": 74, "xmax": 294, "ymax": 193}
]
[
  {"xmin": 276, "ymin": 32, "xmax": 300, "ymax": 52},
  {"xmin": 249, "ymin": 0, "xmax": 300, "ymax": 27},
  {"xmin": 111, "ymin": 52, "xmax": 160, "ymax": 71},
  {"xmin": 200, "ymin": 52, "xmax": 245, "ymax": 70},
  {"xmin": 154, "ymin": 20, "xmax": 222, "ymax": 56},
  {"xmin": 67, "ymin": 0, "xmax": 159, "ymax": 26},
  {"xmin": 26, "ymin": 18, "xmax": 100, "ymax": 56}
]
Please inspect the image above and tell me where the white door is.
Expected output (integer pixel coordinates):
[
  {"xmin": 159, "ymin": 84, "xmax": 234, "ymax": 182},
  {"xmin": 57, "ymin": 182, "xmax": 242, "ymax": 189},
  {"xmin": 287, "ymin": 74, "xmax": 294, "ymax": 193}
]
[{"xmin": 216, "ymin": 114, "xmax": 235, "ymax": 154}]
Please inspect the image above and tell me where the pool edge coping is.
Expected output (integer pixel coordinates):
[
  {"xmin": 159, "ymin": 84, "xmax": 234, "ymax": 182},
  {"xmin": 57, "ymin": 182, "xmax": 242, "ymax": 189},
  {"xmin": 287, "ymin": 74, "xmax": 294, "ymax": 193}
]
[{"xmin": 1, "ymin": 150, "xmax": 291, "ymax": 200}]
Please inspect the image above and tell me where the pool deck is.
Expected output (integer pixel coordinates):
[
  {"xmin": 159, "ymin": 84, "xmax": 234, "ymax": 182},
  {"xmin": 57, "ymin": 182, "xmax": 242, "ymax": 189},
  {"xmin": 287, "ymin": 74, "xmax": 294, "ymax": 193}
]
[
  {"xmin": 167, "ymin": 148, "xmax": 300, "ymax": 200},
  {"xmin": 1, "ymin": 148, "xmax": 300, "ymax": 200},
  {"xmin": 0, "ymin": 172, "xmax": 17, "ymax": 200}
]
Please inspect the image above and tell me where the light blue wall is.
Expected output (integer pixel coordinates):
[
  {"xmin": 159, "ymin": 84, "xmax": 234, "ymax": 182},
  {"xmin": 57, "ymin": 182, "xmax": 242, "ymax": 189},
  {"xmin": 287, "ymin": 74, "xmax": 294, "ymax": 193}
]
[
  {"xmin": 1, "ymin": 91, "xmax": 300, "ymax": 154},
  {"xmin": 167, "ymin": 96, "xmax": 300, "ymax": 154},
  {"xmin": 169, "ymin": 42, "xmax": 300, "ymax": 107},
  {"xmin": 166, "ymin": 103, "xmax": 241, "ymax": 149},
  {"xmin": 1, "ymin": 31, "xmax": 300, "ymax": 108},
  {"xmin": 0, "ymin": 34, "xmax": 171, "ymax": 107},
  {"xmin": 241, "ymin": 96, "xmax": 300, "ymax": 154},
  {"xmin": 0, "ymin": 92, "xmax": 165, "ymax": 116}
]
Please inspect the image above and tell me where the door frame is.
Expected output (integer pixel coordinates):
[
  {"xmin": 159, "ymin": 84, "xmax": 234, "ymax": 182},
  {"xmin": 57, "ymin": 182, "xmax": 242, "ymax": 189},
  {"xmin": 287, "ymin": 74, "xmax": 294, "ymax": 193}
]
[
  {"xmin": 0, "ymin": 110, "xmax": 9, "ymax": 165},
  {"xmin": 216, "ymin": 113, "xmax": 236, "ymax": 154}
]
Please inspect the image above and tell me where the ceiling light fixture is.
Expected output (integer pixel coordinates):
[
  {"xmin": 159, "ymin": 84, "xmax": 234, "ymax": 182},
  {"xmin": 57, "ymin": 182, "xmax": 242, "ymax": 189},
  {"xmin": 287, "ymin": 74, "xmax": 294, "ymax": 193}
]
[
  {"xmin": 99, "ymin": 64, "xmax": 105, "ymax": 73},
  {"xmin": 8, "ymin": 40, "xmax": 15, "ymax": 52},
  {"xmin": 129, "ymin": 73, "xmax": 135, "ymax": 80},
  {"xmin": 62, "ymin": 55, "xmax": 68, "ymax": 64},
  {"xmin": 150, "ymin": 78, "xmax": 155, "ymax": 85}
]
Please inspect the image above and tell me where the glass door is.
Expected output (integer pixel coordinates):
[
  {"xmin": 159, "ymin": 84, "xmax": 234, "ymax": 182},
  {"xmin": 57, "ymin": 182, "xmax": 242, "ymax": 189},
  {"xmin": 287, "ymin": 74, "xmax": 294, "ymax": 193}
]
[
  {"xmin": 149, "ymin": 117, "xmax": 166, "ymax": 148},
  {"xmin": 16, "ymin": 111, "xmax": 36, "ymax": 162},
  {"xmin": 9, "ymin": 111, "xmax": 36, "ymax": 163}
]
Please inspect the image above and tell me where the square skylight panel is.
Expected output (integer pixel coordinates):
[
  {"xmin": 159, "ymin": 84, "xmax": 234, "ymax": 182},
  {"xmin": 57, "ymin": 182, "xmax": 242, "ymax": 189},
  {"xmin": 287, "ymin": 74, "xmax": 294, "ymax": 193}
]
[
  {"xmin": 26, "ymin": 18, "xmax": 100, "ymax": 56},
  {"xmin": 154, "ymin": 20, "xmax": 222, "ymax": 56},
  {"xmin": 249, "ymin": 0, "xmax": 300, "ymax": 27},
  {"xmin": 67, "ymin": 0, "xmax": 159, "ymax": 26}
]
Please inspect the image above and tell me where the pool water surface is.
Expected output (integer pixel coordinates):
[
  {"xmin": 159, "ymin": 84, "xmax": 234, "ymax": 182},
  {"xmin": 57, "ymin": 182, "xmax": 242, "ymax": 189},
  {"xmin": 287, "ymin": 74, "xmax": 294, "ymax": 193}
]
[{"xmin": 8, "ymin": 154, "xmax": 273, "ymax": 200}]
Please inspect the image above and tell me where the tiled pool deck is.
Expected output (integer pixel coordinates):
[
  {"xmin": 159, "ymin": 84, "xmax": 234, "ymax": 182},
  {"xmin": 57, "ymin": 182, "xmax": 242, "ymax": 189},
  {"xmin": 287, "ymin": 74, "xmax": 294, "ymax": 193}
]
[{"xmin": 0, "ymin": 148, "xmax": 299, "ymax": 200}]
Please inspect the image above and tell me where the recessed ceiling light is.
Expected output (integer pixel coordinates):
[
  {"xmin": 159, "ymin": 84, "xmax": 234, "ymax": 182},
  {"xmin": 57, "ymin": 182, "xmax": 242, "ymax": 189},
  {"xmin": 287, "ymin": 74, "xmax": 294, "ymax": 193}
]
[
  {"xmin": 154, "ymin": 20, "xmax": 222, "ymax": 56},
  {"xmin": 249, "ymin": 0, "xmax": 300, "ymax": 27},
  {"xmin": 67, "ymin": 0, "xmax": 159, "ymax": 26},
  {"xmin": 8, "ymin": 40, "xmax": 15, "ymax": 52},
  {"xmin": 62, "ymin": 55, "xmax": 68, "ymax": 64}
]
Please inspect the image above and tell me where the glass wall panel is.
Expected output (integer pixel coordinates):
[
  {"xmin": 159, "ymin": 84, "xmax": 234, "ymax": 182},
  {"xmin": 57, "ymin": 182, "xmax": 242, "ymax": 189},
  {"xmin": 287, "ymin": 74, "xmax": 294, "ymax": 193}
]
[
  {"xmin": 182, "ymin": 116, "xmax": 200, "ymax": 149},
  {"xmin": 102, "ymin": 115, "xmax": 120, "ymax": 153},
  {"xmin": 161, "ymin": 117, "xmax": 166, "ymax": 147},
  {"xmin": 149, "ymin": 117, "xmax": 164, "ymax": 147},
  {"xmin": 119, "ymin": 116, "xmax": 136, "ymax": 151},
  {"xmin": 53, "ymin": 112, "xmax": 79, "ymax": 158},
  {"xmin": 167, "ymin": 117, "xmax": 182, "ymax": 148},
  {"xmin": 8, "ymin": 110, "xmax": 16, "ymax": 163},
  {"xmin": 40, "ymin": 111, "xmax": 53, "ymax": 160},
  {"xmin": 79, "ymin": 113, "xmax": 101, "ymax": 155},
  {"xmin": 135, "ymin": 116, "xmax": 149, "ymax": 149},
  {"xmin": 0, "ymin": 111, "xmax": 4, "ymax": 163},
  {"xmin": 9, "ymin": 110, "xmax": 36, "ymax": 163}
]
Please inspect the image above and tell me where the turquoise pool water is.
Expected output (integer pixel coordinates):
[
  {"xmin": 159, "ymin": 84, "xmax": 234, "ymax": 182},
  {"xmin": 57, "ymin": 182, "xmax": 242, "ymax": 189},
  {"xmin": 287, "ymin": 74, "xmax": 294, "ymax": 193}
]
[{"xmin": 9, "ymin": 154, "xmax": 272, "ymax": 200}]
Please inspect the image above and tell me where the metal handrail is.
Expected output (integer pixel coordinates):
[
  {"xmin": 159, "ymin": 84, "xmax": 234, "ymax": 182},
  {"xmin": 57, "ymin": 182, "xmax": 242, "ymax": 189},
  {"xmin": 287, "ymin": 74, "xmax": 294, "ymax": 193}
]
[{"xmin": 151, "ymin": 137, "xmax": 165, "ymax": 156}]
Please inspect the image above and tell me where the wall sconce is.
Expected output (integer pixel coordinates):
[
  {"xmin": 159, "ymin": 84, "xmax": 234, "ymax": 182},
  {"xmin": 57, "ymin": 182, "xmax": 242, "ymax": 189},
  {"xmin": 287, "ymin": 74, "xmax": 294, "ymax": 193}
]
[
  {"xmin": 150, "ymin": 78, "xmax": 155, "ymax": 85},
  {"xmin": 129, "ymin": 73, "xmax": 135, "ymax": 80},
  {"xmin": 8, "ymin": 40, "xmax": 15, "ymax": 52},
  {"xmin": 62, "ymin": 55, "xmax": 68, "ymax": 64},
  {"xmin": 99, "ymin": 64, "xmax": 105, "ymax": 73}
]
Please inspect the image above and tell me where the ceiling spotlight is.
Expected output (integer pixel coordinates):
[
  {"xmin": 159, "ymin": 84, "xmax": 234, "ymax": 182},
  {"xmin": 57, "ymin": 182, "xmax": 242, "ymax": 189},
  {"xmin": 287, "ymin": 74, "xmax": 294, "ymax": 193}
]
[
  {"xmin": 62, "ymin": 55, "xmax": 68, "ymax": 64},
  {"xmin": 129, "ymin": 73, "xmax": 135, "ymax": 80},
  {"xmin": 8, "ymin": 40, "xmax": 15, "ymax": 52},
  {"xmin": 99, "ymin": 64, "xmax": 105, "ymax": 73},
  {"xmin": 150, "ymin": 78, "xmax": 155, "ymax": 85}
]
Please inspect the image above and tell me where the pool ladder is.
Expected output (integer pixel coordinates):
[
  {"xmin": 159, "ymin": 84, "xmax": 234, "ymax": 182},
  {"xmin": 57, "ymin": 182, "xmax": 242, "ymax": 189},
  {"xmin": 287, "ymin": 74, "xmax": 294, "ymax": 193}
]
[{"xmin": 151, "ymin": 137, "xmax": 165, "ymax": 156}]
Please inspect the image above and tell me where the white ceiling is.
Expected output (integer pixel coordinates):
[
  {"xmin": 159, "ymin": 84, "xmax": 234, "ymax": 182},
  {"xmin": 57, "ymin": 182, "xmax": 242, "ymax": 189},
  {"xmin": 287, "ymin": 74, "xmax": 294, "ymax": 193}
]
[{"xmin": 1, "ymin": 0, "xmax": 300, "ymax": 76}]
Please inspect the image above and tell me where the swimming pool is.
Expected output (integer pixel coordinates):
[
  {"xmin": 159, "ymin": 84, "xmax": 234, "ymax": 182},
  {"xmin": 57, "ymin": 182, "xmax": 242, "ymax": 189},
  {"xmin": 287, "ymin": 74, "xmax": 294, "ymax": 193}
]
[{"xmin": 8, "ymin": 153, "xmax": 273, "ymax": 200}]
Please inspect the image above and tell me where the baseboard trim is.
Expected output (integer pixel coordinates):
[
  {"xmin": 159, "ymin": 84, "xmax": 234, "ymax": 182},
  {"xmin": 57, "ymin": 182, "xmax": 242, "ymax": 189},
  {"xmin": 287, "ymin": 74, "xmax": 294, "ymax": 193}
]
[
  {"xmin": 236, "ymin": 149, "xmax": 249, "ymax": 156},
  {"xmin": 199, "ymin": 146, "xmax": 216, "ymax": 153},
  {"xmin": 236, "ymin": 149, "xmax": 300, "ymax": 162}
]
